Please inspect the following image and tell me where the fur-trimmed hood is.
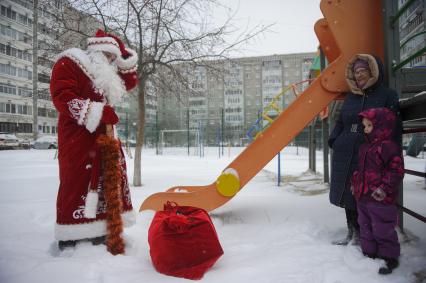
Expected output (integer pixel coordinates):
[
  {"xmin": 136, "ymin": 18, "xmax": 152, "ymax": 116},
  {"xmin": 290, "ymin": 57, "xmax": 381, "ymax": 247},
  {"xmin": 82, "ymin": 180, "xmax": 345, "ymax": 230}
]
[
  {"xmin": 345, "ymin": 54, "xmax": 384, "ymax": 95},
  {"xmin": 359, "ymin": 107, "xmax": 396, "ymax": 144}
]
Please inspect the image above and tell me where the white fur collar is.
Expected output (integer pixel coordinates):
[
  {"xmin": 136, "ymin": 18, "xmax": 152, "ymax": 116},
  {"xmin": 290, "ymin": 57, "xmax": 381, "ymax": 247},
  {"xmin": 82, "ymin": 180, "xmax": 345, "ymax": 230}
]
[{"xmin": 56, "ymin": 48, "xmax": 126, "ymax": 106}]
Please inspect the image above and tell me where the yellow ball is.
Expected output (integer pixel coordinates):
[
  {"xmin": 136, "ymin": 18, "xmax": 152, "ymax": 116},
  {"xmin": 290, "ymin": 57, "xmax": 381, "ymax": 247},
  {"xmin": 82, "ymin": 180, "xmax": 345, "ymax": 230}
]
[{"xmin": 216, "ymin": 172, "xmax": 240, "ymax": 197}]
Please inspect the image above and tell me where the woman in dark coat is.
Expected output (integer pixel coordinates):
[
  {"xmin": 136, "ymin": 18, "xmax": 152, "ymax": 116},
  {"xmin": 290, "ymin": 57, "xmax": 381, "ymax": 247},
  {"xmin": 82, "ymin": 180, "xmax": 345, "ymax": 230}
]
[{"xmin": 328, "ymin": 54, "xmax": 401, "ymax": 245}]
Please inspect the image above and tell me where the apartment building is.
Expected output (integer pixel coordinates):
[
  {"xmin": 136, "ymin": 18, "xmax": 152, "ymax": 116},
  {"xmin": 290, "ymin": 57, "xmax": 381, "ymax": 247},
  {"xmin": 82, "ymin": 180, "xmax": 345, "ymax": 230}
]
[
  {"xmin": 399, "ymin": 0, "xmax": 426, "ymax": 67},
  {"xmin": 0, "ymin": 0, "xmax": 63, "ymax": 137},
  {"xmin": 156, "ymin": 52, "xmax": 316, "ymax": 146},
  {"xmin": 0, "ymin": 0, "xmax": 144, "ymax": 142}
]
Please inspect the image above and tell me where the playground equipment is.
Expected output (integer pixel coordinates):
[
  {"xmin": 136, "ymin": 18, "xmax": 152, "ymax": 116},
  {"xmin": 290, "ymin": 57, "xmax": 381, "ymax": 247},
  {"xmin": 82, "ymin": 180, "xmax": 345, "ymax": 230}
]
[
  {"xmin": 140, "ymin": 0, "xmax": 384, "ymax": 212},
  {"xmin": 246, "ymin": 79, "xmax": 313, "ymax": 142}
]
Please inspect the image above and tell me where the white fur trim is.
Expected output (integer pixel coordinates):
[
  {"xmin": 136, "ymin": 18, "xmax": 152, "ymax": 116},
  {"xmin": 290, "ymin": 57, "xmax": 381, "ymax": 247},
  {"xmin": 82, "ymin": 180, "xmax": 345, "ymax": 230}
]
[
  {"xmin": 118, "ymin": 67, "xmax": 137, "ymax": 74},
  {"xmin": 85, "ymin": 102, "xmax": 104, "ymax": 133},
  {"xmin": 87, "ymin": 37, "xmax": 121, "ymax": 57},
  {"xmin": 56, "ymin": 48, "xmax": 126, "ymax": 106},
  {"xmin": 84, "ymin": 191, "xmax": 99, "ymax": 219},
  {"xmin": 115, "ymin": 48, "xmax": 138, "ymax": 72},
  {"xmin": 87, "ymin": 36, "xmax": 120, "ymax": 47},
  {"xmin": 345, "ymin": 54, "xmax": 380, "ymax": 95},
  {"xmin": 55, "ymin": 210, "xmax": 136, "ymax": 241},
  {"xmin": 87, "ymin": 44, "xmax": 121, "ymax": 57},
  {"xmin": 113, "ymin": 125, "xmax": 118, "ymax": 139},
  {"xmin": 56, "ymin": 48, "xmax": 96, "ymax": 81}
]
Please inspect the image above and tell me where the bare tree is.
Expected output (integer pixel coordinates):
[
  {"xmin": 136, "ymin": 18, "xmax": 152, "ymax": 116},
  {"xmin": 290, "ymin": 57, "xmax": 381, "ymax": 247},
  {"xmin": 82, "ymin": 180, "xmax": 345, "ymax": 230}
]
[{"xmin": 53, "ymin": 0, "xmax": 270, "ymax": 186}]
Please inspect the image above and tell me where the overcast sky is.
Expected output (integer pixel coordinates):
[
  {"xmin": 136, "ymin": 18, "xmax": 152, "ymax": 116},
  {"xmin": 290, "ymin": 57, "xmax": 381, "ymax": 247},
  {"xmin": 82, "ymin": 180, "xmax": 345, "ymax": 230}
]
[{"xmin": 215, "ymin": 0, "xmax": 323, "ymax": 57}]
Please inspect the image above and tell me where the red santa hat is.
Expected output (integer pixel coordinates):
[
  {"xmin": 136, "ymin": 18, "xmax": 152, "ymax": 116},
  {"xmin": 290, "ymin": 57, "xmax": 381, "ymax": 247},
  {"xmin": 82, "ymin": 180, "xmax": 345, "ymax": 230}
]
[
  {"xmin": 87, "ymin": 29, "xmax": 122, "ymax": 57},
  {"xmin": 87, "ymin": 30, "xmax": 138, "ymax": 72}
]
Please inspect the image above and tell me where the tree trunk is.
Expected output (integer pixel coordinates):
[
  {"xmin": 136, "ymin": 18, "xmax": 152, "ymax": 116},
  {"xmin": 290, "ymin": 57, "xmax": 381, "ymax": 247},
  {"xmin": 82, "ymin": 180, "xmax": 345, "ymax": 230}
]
[{"xmin": 133, "ymin": 78, "xmax": 146, "ymax": 186}]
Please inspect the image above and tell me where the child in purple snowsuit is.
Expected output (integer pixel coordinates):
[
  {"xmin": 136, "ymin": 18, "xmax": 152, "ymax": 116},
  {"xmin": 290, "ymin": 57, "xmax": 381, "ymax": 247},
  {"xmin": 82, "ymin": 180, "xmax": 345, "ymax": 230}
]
[{"xmin": 351, "ymin": 107, "xmax": 404, "ymax": 275}]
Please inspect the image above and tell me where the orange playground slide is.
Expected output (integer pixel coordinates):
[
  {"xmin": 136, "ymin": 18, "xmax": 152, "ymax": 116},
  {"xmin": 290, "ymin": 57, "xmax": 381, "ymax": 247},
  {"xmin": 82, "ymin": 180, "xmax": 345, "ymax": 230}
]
[{"xmin": 140, "ymin": 0, "xmax": 384, "ymax": 212}]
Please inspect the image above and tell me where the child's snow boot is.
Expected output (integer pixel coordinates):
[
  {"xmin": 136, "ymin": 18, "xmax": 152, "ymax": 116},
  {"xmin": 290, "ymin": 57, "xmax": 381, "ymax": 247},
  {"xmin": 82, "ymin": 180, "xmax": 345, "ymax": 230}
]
[
  {"xmin": 379, "ymin": 258, "xmax": 399, "ymax": 275},
  {"xmin": 363, "ymin": 252, "xmax": 377, "ymax": 259}
]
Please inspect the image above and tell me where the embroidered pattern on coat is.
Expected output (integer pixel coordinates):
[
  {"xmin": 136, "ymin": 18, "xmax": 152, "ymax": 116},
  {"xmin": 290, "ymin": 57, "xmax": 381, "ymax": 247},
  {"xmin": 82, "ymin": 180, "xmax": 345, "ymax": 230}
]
[
  {"xmin": 73, "ymin": 204, "xmax": 86, "ymax": 219},
  {"xmin": 67, "ymin": 98, "xmax": 90, "ymax": 125}
]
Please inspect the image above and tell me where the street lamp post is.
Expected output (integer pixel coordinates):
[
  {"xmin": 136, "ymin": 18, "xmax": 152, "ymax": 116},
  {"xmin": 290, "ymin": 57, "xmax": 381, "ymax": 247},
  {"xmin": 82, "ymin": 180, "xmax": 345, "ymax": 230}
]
[{"xmin": 32, "ymin": 0, "xmax": 39, "ymax": 140}]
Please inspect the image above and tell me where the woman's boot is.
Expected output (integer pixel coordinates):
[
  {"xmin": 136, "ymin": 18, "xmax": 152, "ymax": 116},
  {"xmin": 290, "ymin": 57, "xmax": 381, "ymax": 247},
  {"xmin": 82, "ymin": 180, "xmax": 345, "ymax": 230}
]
[{"xmin": 332, "ymin": 225, "xmax": 353, "ymax": 245}]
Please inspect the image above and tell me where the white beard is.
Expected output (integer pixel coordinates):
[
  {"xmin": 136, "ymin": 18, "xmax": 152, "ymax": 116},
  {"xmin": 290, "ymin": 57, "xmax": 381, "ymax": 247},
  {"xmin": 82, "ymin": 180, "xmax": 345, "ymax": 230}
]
[{"xmin": 86, "ymin": 51, "xmax": 126, "ymax": 106}]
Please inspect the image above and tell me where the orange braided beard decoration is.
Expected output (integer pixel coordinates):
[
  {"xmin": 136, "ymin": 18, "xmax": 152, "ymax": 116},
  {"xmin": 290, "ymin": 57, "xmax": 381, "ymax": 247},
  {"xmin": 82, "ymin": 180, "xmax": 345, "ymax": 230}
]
[{"xmin": 97, "ymin": 134, "xmax": 125, "ymax": 255}]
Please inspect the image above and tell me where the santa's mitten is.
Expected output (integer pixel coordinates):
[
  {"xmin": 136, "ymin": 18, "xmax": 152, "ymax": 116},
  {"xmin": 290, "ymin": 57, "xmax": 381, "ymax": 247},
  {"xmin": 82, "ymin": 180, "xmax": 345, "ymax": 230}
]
[
  {"xmin": 101, "ymin": 105, "xmax": 119, "ymax": 125},
  {"xmin": 84, "ymin": 190, "xmax": 99, "ymax": 219}
]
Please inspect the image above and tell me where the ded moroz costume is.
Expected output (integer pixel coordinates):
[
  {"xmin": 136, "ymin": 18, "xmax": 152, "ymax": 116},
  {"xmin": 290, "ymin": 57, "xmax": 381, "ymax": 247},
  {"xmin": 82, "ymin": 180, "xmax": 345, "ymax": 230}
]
[{"xmin": 50, "ymin": 30, "xmax": 138, "ymax": 249}]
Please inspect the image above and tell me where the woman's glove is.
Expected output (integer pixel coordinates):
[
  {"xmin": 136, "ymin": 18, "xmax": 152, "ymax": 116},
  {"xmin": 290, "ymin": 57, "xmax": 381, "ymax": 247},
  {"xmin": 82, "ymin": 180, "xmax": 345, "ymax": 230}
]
[
  {"xmin": 371, "ymin": 188, "xmax": 386, "ymax": 201},
  {"xmin": 101, "ymin": 105, "xmax": 119, "ymax": 125}
]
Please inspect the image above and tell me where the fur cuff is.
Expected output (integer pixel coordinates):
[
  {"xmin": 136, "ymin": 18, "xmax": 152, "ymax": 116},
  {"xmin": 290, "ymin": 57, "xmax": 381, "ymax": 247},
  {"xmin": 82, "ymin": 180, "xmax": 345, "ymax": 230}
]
[
  {"xmin": 85, "ymin": 102, "xmax": 104, "ymax": 133},
  {"xmin": 115, "ymin": 48, "xmax": 138, "ymax": 72},
  {"xmin": 84, "ymin": 190, "xmax": 99, "ymax": 219}
]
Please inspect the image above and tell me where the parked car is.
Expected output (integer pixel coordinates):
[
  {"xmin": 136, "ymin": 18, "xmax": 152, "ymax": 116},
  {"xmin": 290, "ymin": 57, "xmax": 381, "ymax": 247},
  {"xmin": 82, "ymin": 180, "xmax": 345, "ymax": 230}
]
[
  {"xmin": 18, "ymin": 138, "xmax": 31, "ymax": 149},
  {"xmin": 128, "ymin": 139, "xmax": 137, "ymax": 147},
  {"xmin": 33, "ymin": 135, "xmax": 58, "ymax": 149},
  {"xmin": 0, "ymin": 133, "xmax": 20, "ymax": 150}
]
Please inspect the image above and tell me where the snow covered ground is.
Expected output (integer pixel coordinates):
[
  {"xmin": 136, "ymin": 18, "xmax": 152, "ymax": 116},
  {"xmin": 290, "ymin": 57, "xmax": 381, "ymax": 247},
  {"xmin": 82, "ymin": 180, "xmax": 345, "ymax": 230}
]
[{"xmin": 0, "ymin": 147, "xmax": 425, "ymax": 283}]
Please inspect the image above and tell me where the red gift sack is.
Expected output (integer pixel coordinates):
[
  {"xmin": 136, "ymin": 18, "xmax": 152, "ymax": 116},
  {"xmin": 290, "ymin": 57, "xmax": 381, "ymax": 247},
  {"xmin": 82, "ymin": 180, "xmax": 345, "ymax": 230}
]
[{"xmin": 148, "ymin": 202, "xmax": 224, "ymax": 280}]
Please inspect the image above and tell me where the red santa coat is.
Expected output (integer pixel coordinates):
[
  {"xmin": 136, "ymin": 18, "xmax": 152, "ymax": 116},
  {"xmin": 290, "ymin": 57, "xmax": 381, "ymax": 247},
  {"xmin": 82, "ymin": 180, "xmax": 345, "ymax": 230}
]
[{"xmin": 50, "ymin": 48, "xmax": 138, "ymax": 241}]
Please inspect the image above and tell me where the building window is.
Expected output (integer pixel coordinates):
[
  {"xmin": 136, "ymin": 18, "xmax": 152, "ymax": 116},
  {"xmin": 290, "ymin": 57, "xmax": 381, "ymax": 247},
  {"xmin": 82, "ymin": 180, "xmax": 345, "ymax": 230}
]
[
  {"xmin": 0, "ymin": 122, "xmax": 31, "ymax": 133},
  {"xmin": 0, "ymin": 64, "xmax": 16, "ymax": 76},
  {"xmin": 38, "ymin": 89, "xmax": 51, "ymax": 100},
  {"xmin": 38, "ymin": 73, "xmax": 50, "ymax": 83},
  {"xmin": 38, "ymin": 107, "xmax": 47, "ymax": 117},
  {"xmin": 0, "ymin": 83, "xmax": 17, "ymax": 95},
  {"xmin": 0, "ymin": 24, "xmax": 32, "ymax": 43},
  {"xmin": 48, "ymin": 109, "xmax": 57, "ymax": 118},
  {"xmin": 1, "ymin": 5, "xmax": 17, "ymax": 21},
  {"xmin": 0, "ymin": 63, "xmax": 31, "ymax": 79},
  {"xmin": 18, "ymin": 87, "xmax": 32, "ymax": 97}
]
